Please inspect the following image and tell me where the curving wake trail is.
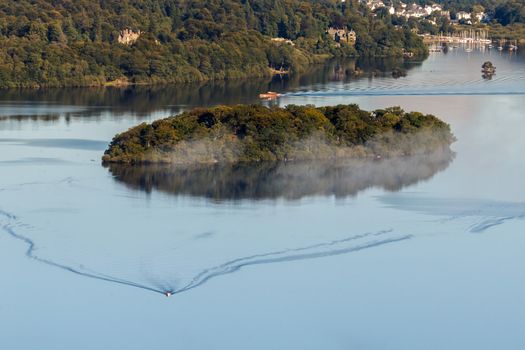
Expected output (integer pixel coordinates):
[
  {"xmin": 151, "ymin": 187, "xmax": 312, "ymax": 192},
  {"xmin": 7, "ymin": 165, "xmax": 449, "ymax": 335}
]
[
  {"xmin": 174, "ymin": 231, "xmax": 412, "ymax": 294},
  {"xmin": 468, "ymin": 215, "xmax": 525, "ymax": 233},
  {"xmin": 0, "ymin": 209, "xmax": 411, "ymax": 296},
  {"xmin": 0, "ymin": 210, "xmax": 165, "ymax": 295},
  {"xmin": 379, "ymin": 195, "xmax": 525, "ymax": 233}
]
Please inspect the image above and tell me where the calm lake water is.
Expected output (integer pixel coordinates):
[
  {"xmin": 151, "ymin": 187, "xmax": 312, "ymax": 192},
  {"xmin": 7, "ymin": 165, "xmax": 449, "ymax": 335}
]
[{"xmin": 1, "ymin": 47, "xmax": 525, "ymax": 349}]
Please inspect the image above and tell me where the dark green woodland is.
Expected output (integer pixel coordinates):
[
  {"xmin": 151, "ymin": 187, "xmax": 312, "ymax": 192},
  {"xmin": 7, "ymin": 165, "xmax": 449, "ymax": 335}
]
[
  {"xmin": 102, "ymin": 104, "xmax": 455, "ymax": 164},
  {"xmin": 0, "ymin": 0, "xmax": 428, "ymax": 88}
]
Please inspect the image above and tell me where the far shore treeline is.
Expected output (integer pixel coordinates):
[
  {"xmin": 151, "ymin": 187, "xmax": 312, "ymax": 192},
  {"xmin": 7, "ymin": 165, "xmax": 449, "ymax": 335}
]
[
  {"xmin": 102, "ymin": 104, "xmax": 455, "ymax": 165},
  {"xmin": 0, "ymin": 0, "xmax": 428, "ymax": 88}
]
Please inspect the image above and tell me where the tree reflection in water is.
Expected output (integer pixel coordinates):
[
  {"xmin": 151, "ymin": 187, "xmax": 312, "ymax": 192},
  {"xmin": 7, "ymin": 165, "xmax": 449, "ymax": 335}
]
[
  {"xmin": 106, "ymin": 150, "xmax": 454, "ymax": 201},
  {"xmin": 2, "ymin": 151, "xmax": 453, "ymax": 296}
]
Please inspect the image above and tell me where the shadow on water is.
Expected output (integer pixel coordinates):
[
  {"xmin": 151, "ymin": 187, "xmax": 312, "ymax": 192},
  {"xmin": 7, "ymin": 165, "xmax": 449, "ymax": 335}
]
[
  {"xmin": 271, "ymin": 56, "xmax": 421, "ymax": 90},
  {"xmin": 0, "ymin": 58, "xmax": 421, "ymax": 122},
  {"xmin": 0, "ymin": 209, "xmax": 411, "ymax": 296},
  {"xmin": 105, "ymin": 151, "xmax": 454, "ymax": 201},
  {"xmin": 0, "ymin": 152, "xmax": 450, "ymax": 296},
  {"xmin": 0, "ymin": 48, "xmax": 523, "ymax": 123}
]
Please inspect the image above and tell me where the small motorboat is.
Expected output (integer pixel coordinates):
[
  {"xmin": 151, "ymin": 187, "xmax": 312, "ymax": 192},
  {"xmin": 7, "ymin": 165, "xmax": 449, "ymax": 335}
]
[
  {"xmin": 259, "ymin": 91, "xmax": 281, "ymax": 100},
  {"xmin": 164, "ymin": 291, "xmax": 173, "ymax": 297}
]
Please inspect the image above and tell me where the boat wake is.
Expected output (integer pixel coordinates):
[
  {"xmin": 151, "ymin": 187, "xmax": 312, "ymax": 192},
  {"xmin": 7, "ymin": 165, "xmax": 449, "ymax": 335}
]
[
  {"xmin": 0, "ymin": 210, "xmax": 165, "ymax": 295},
  {"xmin": 285, "ymin": 90, "xmax": 525, "ymax": 97},
  {"xmin": 0, "ymin": 209, "xmax": 410, "ymax": 296},
  {"xmin": 379, "ymin": 195, "xmax": 525, "ymax": 233},
  {"xmin": 171, "ymin": 230, "xmax": 411, "ymax": 294},
  {"xmin": 468, "ymin": 215, "xmax": 525, "ymax": 233}
]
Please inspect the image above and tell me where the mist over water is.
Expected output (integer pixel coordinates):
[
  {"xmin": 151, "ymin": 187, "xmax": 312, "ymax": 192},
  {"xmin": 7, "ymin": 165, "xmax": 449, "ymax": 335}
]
[
  {"xmin": 107, "ymin": 151, "xmax": 454, "ymax": 201},
  {"xmin": 0, "ymin": 149, "xmax": 451, "ymax": 296},
  {"xmin": 1, "ymin": 47, "xmax": 525, "ymax": 350},
  {"xmin": 0, "ymin": 146, "xmax": 444, "ymax": 296}
]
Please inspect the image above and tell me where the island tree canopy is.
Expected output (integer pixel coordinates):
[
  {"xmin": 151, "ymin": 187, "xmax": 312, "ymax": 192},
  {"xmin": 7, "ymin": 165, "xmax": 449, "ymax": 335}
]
[{"xmin": 103, "ymin": 104, "xmax": 455, "ymax": 164}]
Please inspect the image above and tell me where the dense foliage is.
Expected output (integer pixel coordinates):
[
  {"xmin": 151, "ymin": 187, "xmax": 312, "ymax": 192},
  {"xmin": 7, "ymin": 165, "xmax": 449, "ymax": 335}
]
[
  {"xmin": 487, "ymin": 23, "xmax": 525, "ymax": 40},
  {"xmin": 0, "ymin": 0, "xmax": 427, "ymax": 88},
  {"xmin": 103, "ymin": 104, "xmax": 454, "ymax": 164}
]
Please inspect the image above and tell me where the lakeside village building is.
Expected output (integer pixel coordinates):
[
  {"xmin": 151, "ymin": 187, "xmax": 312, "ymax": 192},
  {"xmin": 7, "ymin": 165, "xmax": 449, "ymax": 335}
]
[
  {"xmin": 360, "ymin": 1, "xmax": 487, "ymax": 23},
  {"xmin": 362, "ymin": 0, "xmax": 446, "ymax": 18}
]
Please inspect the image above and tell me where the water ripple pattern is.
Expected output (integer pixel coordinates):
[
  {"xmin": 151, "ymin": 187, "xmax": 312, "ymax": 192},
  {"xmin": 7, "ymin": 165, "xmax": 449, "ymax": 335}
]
[
  {"xmin": 284, "ymin": 50, "xmax": 525, "ymax": 98},
  {"xmin": 0, "ymin": 209, "xmax": 411, "ymax": 296},
  {"xmin": 379, "ymin": 194, "xmax": 525, "ymax": 233}
]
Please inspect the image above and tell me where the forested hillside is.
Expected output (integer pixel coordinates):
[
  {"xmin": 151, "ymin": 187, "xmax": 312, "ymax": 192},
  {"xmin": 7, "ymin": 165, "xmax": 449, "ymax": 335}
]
[{"xmin": 0, "ymin": 0, "xmax": 427, "ymax": 88}]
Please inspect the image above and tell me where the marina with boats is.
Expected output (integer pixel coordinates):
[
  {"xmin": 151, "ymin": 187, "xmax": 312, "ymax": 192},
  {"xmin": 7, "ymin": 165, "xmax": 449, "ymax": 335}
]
[
  {"xmin": 422, "ymin": 29, "xmax": 519, "ymax": 52},
  {"xmin": 421, "ymin": 29, "xmax": 492, "ymax": 44}
]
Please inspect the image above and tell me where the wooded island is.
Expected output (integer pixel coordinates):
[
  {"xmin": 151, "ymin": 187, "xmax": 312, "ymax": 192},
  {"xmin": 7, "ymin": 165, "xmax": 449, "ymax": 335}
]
[{"xmin": 102, "ymin": 104, "xmax": 455, "ymax": 164}]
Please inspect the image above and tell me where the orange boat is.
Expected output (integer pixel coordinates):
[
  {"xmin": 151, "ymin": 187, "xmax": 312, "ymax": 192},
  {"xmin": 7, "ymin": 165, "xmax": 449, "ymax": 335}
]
[{"xmin": 259, "ymin": 91, "xmax": 281, "ymax": 100}]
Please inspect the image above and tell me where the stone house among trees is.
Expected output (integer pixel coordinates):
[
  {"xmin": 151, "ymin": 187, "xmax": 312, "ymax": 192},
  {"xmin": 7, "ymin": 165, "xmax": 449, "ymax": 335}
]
[
  {"xmin": 118, "ymin": 29, "xmax": 142, "ymax": 45},
  {"xmin": 326, "ymin": 27, "xmax": 356, "ymax": 45}
]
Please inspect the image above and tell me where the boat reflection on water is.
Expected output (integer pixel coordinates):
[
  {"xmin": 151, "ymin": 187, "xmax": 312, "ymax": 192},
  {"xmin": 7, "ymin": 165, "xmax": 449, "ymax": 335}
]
[{"xmin": 106, "ymin": 150, "xmax": 454, "ymax": 201}]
